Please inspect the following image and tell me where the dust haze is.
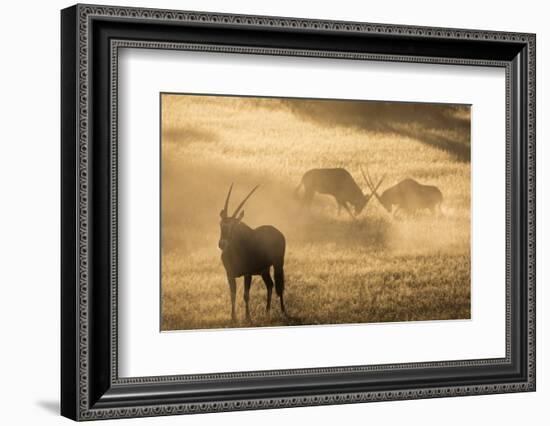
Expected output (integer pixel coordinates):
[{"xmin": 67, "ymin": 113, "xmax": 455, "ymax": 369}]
[{"xmin": 161, "ymin": 94, "xmax": 471, "ymax": 331}]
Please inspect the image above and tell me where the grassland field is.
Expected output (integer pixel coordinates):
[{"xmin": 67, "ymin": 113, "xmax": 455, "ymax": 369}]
[{"xmin": 161, "ymin": 95, "xmax": 471, "ymax": 331}]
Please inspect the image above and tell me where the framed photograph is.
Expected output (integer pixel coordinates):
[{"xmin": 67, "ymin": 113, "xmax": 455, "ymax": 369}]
[{"xmin": 61, "ymin": 4, "xmax": 536, "ymax": 421}]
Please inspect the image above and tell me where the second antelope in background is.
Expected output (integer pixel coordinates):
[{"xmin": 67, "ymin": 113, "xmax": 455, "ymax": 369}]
[
  {"xmin": 218, "ymin": 184, "xmax": 287, "ymax": 322},
  {"xmin": 295, "ymin": 168, "xmax": 385, "ymax": 218},
  {"xmin": 362, "ymin": 167, "xmax": 443, "ymax": 216}
]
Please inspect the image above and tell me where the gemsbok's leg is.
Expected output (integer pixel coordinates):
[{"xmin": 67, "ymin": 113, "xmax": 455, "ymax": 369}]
[
  {"xmin": 392, "ymin": 206, "xmax": 400, "ymax": 219},
  {"xmin": 261, "ymin": 270, "xmax": 274, "ymax": 313},
  {"xmin": 274, "ymin": 266, "xmax": 286, "ymax": 315},
  {"xmin": 243, "ymin": 275, "xmax": 252, "ymax": 321},
  {"xmin": 227, "ymin": 276, "xmax": 237, "ymax": 322},
  {"xmin": 303, "ymin": 188, "xmax": 314, "ymax": 210},
  {"xmin": 438, "ymin": 203, "xmax": 444, "ymax": 218},
  {"xmin": 342, "ymin": 202, "xmax": 355, "ymax": 220}
]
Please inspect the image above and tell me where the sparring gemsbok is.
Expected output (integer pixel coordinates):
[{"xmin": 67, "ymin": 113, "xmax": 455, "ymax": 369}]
[
  {"xmin": 295, "ymin": 168, "xmax": 385, "ymax": 218},
  {"xmin": 219, "ymin": 184, "xmax": 287, "ymax": 322},
  {"xmin": 361, "ymin": 166, "xmax": 443, "ymax": 217}
]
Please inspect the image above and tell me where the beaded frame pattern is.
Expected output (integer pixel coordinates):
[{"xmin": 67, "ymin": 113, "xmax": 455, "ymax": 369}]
[{"xmin": 74, "ymin": 4, "xmax": 535, "ymax": 420}]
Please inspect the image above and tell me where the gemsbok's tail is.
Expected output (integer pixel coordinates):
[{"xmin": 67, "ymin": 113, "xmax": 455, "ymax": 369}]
[{"xmin": 438, "ymin": 190, "xmax": 444, "ymax": 217}]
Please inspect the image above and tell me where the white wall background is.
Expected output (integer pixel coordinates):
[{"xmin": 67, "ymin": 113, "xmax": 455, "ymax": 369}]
[{"xmin": 0, "ymin": 0, "xmax": 546, "ymax": 424}]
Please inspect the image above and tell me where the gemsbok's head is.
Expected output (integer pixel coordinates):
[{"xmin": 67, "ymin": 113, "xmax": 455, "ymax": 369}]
[{"xmin": 218, "ymin": 183, "xmax": 259, "ymax": 251}]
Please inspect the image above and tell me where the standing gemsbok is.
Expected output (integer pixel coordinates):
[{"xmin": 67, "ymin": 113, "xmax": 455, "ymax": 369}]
[
  {"xmin": 295, "ymin": 168, "xmax": 385, "ymax": 218},
  {"xmin": 361, "ymin": 166, "xmax": 443, "ymax": 217},
  {"xmin": 219, "ymin": 184, "xmax": 287, "ymax": 322}
]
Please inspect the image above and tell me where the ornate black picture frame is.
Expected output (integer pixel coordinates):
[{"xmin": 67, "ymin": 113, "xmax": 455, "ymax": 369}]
[{"xmin": 61, "ymin": 4, "xmax": 536, "ymax": 421}]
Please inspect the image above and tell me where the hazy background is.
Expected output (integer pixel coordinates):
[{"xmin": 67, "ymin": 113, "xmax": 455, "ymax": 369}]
[{"xmin": 161, "ymin": 94, "xmax": 471, "ymax": 330}]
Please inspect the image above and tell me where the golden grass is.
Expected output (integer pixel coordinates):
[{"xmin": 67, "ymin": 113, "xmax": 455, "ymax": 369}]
[{"xmin": 161, "ymin": 95, "xmax": 471, "ymax": 331}]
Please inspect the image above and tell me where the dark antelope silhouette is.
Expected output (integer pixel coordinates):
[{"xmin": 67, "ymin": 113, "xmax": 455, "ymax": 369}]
[
  {"xmin": 361, "ymin": 167, "xmax": 443, "ymax": 216},
  {"xmin": 295, "ymin": 168, "xmax": 384, "ymax": 218},
  {"xmin": 219, "ymin": 184, "xmax": 287, "ymax": 322}
]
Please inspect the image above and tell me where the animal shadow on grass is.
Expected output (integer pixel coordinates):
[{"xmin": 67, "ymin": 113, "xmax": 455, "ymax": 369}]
[
  {"xmin": 241, "ymin": 312, "xmax": 304, "ymax": 327},
  {"xmin": 283, "ymin": 313, "xmax": 305, "ymax": 326}
]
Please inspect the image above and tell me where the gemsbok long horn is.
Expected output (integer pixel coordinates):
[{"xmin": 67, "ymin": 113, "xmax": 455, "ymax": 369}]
[
  {"xmin": 232, "ymin": 185, "xmax": 259, "ymax": 218},
  {"xmin": 222, "ymin": 183, "xmax": 234, "ymax": 217},
  {"xmin": 360, "ymin": 165, "xmax": 385, "ymax": 199}
]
